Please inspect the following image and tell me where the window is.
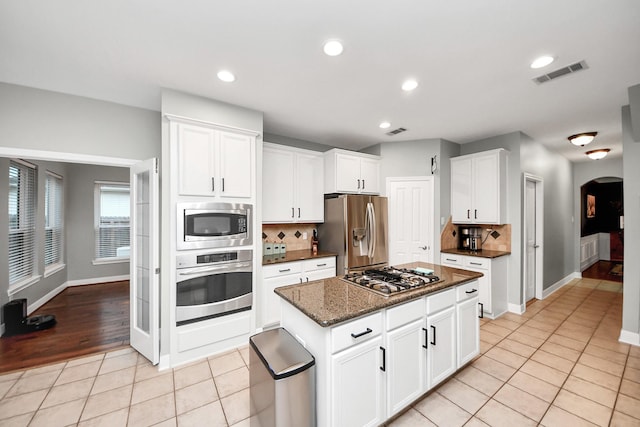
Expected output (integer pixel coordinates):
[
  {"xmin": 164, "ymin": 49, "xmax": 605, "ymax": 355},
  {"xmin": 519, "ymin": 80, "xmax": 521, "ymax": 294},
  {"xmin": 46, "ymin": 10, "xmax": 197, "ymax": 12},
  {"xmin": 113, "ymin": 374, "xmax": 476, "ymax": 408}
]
[
  {"xmin": 95, "ymin": 182, "xmax": 130, "ymax": 261},
  {"xmin": 45, "ymin": 171, "xmax": 63, "ymax": 269},
  {"xmin": 8, "ymin": 160, "xmax": 37, "ymax": 286}
]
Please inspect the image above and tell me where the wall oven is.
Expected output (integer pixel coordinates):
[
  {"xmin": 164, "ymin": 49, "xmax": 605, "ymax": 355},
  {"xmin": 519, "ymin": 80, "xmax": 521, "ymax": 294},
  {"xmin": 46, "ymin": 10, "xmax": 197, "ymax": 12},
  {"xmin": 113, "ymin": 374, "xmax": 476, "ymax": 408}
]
[
  {"xmin": 177, "ymin": 202, "xmax": 252, "ymax": 250},
  {"xmin": 176, "ymin": 249, "xmax": 252, "ymax": 325}
]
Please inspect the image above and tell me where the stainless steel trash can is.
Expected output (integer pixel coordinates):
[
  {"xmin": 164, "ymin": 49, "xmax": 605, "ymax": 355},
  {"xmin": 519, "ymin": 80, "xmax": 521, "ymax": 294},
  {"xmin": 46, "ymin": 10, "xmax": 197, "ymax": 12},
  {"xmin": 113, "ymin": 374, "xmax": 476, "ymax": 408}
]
[{"xmin": 249, "ymin": 327, "xmax": 316, "ymax": 427}]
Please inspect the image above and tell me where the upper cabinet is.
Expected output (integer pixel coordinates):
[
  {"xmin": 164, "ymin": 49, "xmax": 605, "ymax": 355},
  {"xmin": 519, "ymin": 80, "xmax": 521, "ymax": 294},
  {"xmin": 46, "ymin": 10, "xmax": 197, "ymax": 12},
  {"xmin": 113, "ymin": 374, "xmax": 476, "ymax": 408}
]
[
  {"xmin": 176, "ymin": 122, "xmax": 254, "ymax": 198},
  {"xmin": 451, "ymin": 149, "xmax": 508, "ymax": 224},
  {"xmin": 324, "ymin": 148, "xmax": 381, "ymax": 194},
  {"xmin": 263, "ymin": 143, "xmax": 324, "ymax": 223}
]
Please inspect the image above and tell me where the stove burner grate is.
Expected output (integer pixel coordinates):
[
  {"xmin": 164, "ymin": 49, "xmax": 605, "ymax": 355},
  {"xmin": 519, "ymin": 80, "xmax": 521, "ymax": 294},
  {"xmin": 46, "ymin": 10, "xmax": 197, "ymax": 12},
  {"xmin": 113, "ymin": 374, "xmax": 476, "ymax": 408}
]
[{"xmin": 342, "ymin": 266, "xmax": 442, "ymax": 297}]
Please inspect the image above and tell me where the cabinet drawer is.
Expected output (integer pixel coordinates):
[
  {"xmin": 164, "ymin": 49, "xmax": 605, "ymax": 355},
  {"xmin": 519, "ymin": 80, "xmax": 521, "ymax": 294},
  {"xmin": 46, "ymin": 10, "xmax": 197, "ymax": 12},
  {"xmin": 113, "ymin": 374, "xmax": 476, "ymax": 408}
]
[
  {"xmin": 263, "ymin": 262, "xmax": 302, "ymax": 279},
  {"xmin": 303, "ymin": 257, "xmax": 336, "ymax": 272},
  {"xmin": 463, "ymin": 257, "xmax": 489, "ymax": 270},
  {"xmin": 441, "ymin": 254, "xmax": 463, "ymax": 266},
  {"xmin": 331, "ymin": 312, "xmax": 383, "ymax": 353},
  {"xmin": 426, "ymin": 288, "xmax": 456, "ymax": 314},
  {"xmin": 386, "ymin": 298, "xmax": 424, "ymax": 331},
  {"xmin": 456, "ymin": 281, "xmax": 480, "ymax": 302}
]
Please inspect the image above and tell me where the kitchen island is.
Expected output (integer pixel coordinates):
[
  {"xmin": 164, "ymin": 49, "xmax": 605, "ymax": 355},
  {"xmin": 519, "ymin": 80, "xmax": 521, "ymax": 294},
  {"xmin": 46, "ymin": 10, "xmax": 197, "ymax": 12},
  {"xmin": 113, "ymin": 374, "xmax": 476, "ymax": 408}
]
[{"xmin": 275, "ymin": 262, "xmax": 483, "ymax": 427}]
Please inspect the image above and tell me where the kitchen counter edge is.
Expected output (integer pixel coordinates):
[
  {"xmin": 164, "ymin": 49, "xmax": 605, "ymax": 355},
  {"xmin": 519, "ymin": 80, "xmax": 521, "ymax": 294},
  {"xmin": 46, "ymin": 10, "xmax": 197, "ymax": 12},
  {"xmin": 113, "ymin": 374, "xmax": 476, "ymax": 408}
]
[
  {"xmin": 441, "ymin": 248, "xmax": 511, "ymax": 258},
  {"xmin": 262, "ymin": 249, "xmax": 337, "ymax": 265},
  {"xmin": 274, "ymin": 262, "xmax": 483, "ymax": 327}
]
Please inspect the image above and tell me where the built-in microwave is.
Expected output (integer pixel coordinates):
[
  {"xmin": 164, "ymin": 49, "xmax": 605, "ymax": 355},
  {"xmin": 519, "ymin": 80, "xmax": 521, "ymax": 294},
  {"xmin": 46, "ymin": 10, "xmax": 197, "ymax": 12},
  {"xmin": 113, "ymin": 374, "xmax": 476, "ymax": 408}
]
[{"xmin": 177, "ymin": 202, "xmax": 252, "ymax": 250}]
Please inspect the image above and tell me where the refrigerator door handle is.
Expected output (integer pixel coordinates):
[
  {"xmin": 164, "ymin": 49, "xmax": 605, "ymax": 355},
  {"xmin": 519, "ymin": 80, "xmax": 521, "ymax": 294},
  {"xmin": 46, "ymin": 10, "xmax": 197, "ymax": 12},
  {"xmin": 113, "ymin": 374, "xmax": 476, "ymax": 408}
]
[
  {"xmin": 366, "ymin": 202, "xmax": 376, "ymax": 259},
  {"xmin": 370, "ymin": 202, "xmax": 377, "ymax": 259}
]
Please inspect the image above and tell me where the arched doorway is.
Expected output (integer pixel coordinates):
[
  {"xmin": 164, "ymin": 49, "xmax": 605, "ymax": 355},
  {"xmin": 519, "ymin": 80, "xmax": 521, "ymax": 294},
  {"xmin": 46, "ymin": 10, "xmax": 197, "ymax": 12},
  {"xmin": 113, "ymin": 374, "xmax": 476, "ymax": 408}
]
[{"xmin": 579, "ymin": 177, "xmax": 623, "ymax": 283}]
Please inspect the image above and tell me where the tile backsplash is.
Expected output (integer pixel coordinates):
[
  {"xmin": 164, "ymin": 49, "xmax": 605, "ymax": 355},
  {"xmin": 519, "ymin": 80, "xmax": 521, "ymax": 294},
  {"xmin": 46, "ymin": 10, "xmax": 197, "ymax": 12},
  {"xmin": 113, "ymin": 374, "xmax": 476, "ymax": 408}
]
[
  {"xmin": 262, "ymin": 224, "xmax": 317, "ymax": 251},
  {"xmin": 440, "ymin": 217, "xmax": 511, "ymax": 252}
]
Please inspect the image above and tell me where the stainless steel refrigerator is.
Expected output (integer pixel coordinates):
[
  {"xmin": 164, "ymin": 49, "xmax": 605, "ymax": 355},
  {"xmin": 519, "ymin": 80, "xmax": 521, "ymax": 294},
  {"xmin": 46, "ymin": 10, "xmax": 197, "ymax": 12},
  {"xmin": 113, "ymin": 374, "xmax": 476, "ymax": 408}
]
[{"xmin": 318, "ymin": 194, "xmax": 388, "ymax": 275}]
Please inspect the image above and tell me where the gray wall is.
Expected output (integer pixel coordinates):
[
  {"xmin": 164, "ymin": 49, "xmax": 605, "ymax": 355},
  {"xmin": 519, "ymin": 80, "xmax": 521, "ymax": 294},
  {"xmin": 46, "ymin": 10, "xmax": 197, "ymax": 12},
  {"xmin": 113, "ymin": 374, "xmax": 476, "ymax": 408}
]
[
  {"xmin": 520, "ymin": 136, "xmax": 576, "ymax": 289},
  {"xmin": 622, "ymin": 104, "xmax": 640, "ymax": 338},
  {"xmin": 66, "ymin": 163, "xmax": 131, "ymax": 281},
  {"xmin": 0, "ymin": 83, "xmax": 161, "ymax": 160},
  {"xmin": 263, "ymin": 133, "xmax": 334, "ymax": 152}
]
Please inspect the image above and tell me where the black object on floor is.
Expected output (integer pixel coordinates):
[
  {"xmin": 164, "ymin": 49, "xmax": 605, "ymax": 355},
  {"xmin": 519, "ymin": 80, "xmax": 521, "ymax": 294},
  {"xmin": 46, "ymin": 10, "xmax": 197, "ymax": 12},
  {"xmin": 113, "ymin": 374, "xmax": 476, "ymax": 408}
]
[{"xmin": 2, "ymin": 299, "xmax": 56, "ymax": 337}]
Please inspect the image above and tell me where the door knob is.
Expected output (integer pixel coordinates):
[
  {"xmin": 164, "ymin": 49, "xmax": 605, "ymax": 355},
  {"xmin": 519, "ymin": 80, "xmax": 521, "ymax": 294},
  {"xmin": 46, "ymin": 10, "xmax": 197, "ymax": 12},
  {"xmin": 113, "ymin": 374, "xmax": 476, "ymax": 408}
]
[
  {"xmin": 419, "ymin": 246, "xmax": 428, "ymax": 250},
  {"xmin": 534, "ymin": 244, "xmax": 540, "ymax": 248}
]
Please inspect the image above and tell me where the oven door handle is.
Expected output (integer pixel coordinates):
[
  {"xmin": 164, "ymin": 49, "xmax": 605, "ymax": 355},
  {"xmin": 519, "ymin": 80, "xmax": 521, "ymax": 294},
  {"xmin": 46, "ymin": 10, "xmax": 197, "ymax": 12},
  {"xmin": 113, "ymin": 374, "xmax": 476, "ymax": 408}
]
[{"xmin": 177, "ymin": 262, "xmax": 252, "ymax": 278}]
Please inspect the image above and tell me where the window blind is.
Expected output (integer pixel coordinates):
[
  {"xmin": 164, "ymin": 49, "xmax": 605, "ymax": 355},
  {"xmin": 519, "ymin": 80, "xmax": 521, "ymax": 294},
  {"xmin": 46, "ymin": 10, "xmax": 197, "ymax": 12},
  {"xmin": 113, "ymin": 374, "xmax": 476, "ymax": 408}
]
[
  {"xmin": 45, "ymin": 171, "xmax": 63, "ymax": 266},
  {"xmin": 95, "ymin": 182, "xmax": 130, "ymax": 259},
  {"xmin": 8, "ymin": 160, "xmax": 37, "ymax": 285}
]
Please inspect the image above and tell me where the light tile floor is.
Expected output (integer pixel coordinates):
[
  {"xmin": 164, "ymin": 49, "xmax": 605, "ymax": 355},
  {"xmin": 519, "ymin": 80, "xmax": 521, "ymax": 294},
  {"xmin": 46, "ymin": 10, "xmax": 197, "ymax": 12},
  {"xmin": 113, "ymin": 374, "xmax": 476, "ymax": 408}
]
[{"xmin": 0, "ymin": 277, "xmax": 636, "ymax": 426}]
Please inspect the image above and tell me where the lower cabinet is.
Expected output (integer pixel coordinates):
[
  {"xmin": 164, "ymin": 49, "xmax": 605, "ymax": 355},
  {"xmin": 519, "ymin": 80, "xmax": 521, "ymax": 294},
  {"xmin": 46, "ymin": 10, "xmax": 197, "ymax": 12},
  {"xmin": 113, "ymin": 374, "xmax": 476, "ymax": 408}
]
[
  {"xmin": 456, "ymin": 282, "xmax": 481, "ymax": 367},
  {"xmin": 426, "ymin": 305, "xmax": 457, "ymax": 388},
  {"xmin": 331, "ymin": 336, "xmax": 385, "ymax": 427}
]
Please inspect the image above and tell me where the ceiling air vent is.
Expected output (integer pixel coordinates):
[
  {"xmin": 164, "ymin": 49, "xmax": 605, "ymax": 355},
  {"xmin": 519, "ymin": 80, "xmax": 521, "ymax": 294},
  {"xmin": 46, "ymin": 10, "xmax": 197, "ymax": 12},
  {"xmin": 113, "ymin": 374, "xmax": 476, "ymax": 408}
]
[
  {"xmin": 533, "ymin": 60, "xmax": 589, "ymax": 84},
  {"xmin": 386, "ymin": 127, "xmax": 407, "ymax": 136}
]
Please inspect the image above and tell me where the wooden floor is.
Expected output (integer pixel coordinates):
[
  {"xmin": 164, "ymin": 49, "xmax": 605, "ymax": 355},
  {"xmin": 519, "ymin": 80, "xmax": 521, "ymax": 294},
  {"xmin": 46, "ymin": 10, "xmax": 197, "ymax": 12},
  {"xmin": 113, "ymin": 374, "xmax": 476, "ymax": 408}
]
[
  {"xmin": 0, "ymin": 281, "xmax": 129, "ymax": 373},
  {"xmin": 582, "ymin": 260, "xmax": 623, "ymax": 283}
]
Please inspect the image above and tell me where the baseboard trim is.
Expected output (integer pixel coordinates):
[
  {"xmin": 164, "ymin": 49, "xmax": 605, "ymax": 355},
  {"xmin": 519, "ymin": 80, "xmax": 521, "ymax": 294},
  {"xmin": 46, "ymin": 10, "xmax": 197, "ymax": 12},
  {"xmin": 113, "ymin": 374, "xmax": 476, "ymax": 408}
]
[
  {"xmin": 27, "ymin": 282, "xmax": 68, "ymax": 315},
  {"xmin": 508, "ymin": 303, "xmax": 525, "ymax": 315},
  {"xmin": 619, "ymin": 330, "xmax": 640, "ymax": 346},
  {"xmin": 67, "ymin": 275, "xmax": 130, "ymax": 287},
  {"xmin": 542, "ymin": 272, "xmax": 581, "ymax": 299}
]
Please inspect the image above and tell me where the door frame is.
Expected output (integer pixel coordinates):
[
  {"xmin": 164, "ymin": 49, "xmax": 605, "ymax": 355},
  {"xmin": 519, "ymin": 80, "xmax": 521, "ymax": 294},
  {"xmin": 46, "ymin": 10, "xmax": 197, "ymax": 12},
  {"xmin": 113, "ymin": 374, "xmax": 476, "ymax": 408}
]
[
  {"xmin": 522, "ymin": 173, "xmax": 544, "ymax": 301},
  {"xmin": 385, "ymin": 176, "xmax": 435, "ymax": 264}
]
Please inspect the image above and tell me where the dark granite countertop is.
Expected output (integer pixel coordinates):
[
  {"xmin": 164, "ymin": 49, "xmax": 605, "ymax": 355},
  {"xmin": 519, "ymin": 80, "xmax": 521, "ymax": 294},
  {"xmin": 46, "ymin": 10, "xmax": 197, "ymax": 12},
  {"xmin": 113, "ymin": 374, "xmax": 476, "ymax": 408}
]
[
  {"xmin": 274, "ymin": 262, "xmax": 483, "ymax": 327},
  {"xmin": 441, "ymin": 248, "xmax": 511, "ymax": 259},
  {"xmin": 262, "ymin": 249, "xmax": 337, "ymax": 266}
]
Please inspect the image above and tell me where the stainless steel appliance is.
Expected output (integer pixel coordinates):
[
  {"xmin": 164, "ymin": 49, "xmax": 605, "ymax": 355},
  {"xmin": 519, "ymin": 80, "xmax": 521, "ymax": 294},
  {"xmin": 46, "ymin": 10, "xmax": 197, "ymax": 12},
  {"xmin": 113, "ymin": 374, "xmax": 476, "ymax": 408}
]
[
  {"xmin": 175, "ymin": 249, "xmax": 252, "ymax": 325},
  {"xmin": 459, "ymin": 226, "xmax": 482, "ymax": 251},
  {"xmin": 177, "ymin": 202, "xmax": 252, "ymax": 250},
  {"xmin": 342, "ymin": 266, "xmax": 442, "ymax": 297},
  {"xmin": 318, "ymin": 194, "xmax": 388, "ymax": 275}
]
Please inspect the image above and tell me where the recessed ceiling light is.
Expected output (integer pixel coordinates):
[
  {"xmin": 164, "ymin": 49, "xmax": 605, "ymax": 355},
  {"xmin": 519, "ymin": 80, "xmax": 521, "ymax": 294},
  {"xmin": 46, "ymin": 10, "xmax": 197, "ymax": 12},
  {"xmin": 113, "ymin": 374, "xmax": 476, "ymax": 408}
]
[
  {"xmin": 217, "ymin": 70, "xmax": 236, "ymax": 82},
  {"xmin": 402, "ymin": 79, "xmax": 418, "ymax": 91},
  {"xmin": 568, "ymin": 131, "xmax": 597, "ymax": 146},
  {"xmin": 323, "ymin": 40, "xmax": 344, "ymax": 56},
  {"xmin": 379, "ymin": 121, "xmax": 391, "ymax": 129},
  {"xmin": 586, "ymin": 148, "xmax": 610, "ymax": 160},
  {"xmin": 530, "ymin": 55, "xmax": 555, "ymax": 69}
]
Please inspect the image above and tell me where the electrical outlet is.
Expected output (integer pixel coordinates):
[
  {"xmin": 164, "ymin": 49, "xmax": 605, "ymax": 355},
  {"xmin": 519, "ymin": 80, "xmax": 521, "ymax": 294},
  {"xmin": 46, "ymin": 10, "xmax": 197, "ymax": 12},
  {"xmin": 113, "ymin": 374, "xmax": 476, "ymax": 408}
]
[{"xmin": 302, "ymin": 232, "xmax": 308, "ymax": 240}]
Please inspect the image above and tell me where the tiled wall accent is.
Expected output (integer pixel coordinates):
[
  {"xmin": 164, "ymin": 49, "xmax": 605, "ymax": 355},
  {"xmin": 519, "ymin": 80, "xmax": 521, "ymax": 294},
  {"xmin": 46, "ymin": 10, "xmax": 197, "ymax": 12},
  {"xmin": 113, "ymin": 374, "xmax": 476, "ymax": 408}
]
[
  {"xmin": 440, "ymin": 217, "xmax": 512, "ymax": 252},
  {"xmin": 262, "ymin": 224, "xmax": 317, "ymax": 251}
]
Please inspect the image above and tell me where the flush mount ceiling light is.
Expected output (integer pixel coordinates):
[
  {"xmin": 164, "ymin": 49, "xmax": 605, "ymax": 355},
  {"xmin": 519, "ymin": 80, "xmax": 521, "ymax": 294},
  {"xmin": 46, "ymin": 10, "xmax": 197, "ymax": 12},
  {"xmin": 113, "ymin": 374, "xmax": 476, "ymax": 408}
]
[
  {"xmin": 530, "ymin": 55, "xmax": 555, "ymax": 69},
  {"xmin": 379, "ymin": 121, "xmax": 391, "ymax": 129},
  {"xmin": 568, "ymin": 131, "xmax": 597, "ymax": 146},
  {"xmin": 586, "ymin": 148, "xmax": 610, "ymax": 160},
  {"xmin": 217, "ymin": 70, "xmax": 236, "ymax": 82},
  {"xmin": 402, "ymin": 79, "xmax": 418, "ymax": 91},
  {"xmin": 323, "ymin": 40, "xmax": 344, "ymax": 56}
]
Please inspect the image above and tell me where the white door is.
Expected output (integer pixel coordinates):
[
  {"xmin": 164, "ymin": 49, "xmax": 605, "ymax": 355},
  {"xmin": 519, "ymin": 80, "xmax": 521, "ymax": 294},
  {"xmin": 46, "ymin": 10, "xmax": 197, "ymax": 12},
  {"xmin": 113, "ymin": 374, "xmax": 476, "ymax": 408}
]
[
  {"xmin": 456, "ymin": 296, "xmax": 480, "ymax": 366},
  {"xmin": 296, "ymin": 152, "xmax": 324, "ymax": 222},
  {"xmin": 262, "ymin": 147, "xmax": 295, "ymax": 222},
  {"xmin": 218, "ymin": 131, "xmax": 253, "ymax": 198},
  {"xmin": 335, "ymin": 153, "xmax": 361, "ymax": 193},
  {"xmin": 130, "ymin": 158, "xmax": 160, "ymax": 364},
  {"xmin": 523, "ymin": 174, "xmax": 543, "ymax": 302},
  {"xmin": 451, "ymin": 157, "xmax": 472, "ymax": 223},
  {"xmin": 387, "ymin": 319, "xmax": 425, "ymax": 416},
  {"xmin": 387, "ymin": 177, "xmax": 434, "ymax": 265},
  {"xmin": 472, "ymin": 153, "xmax": 499, "ymax": 223},
  {"xmin": 427, "ymin": 306, "xmax": 456, "ymax": 388}
]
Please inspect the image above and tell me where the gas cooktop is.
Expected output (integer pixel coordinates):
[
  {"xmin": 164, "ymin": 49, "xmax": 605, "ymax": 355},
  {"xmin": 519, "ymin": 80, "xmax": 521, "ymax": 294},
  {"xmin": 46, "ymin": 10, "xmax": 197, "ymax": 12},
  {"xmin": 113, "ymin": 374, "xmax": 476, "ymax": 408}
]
[{"xmin": 342, "ymin": 266, "xmax": 442, "ymax": 297}]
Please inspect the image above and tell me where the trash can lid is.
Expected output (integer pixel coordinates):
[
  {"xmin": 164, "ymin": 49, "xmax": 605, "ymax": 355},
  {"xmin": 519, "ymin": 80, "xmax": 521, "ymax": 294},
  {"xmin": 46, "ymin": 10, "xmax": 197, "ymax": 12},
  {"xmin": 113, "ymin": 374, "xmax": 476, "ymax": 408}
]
[{"xmin": 250, "ymin": 327, "xmax": 315, "ymax": 380}]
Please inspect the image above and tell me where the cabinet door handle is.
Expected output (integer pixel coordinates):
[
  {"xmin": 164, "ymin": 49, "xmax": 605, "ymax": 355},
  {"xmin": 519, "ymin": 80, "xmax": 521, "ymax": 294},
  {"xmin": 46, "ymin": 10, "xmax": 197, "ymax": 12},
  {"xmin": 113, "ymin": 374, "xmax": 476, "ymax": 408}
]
[
  {"xmin": 422, "ymin": 327, "xmax": 428, "ymax": 349},
  {"xmin": 445, "ymin": 258, "xmax": 456, "ymax": 262},
  {"xmin": 357, "ymin": 179, "xmax": 361, "ymax": 189},
  {"xmin": 222, "ymin": 177, "xmax": 225, "ymax": 192},
  {"xmin": 380, "ymin": 346, "xmax": 386, "ymax": 372},
  {"xmin": 291, "ymin": 207, "xmax": 295, "ymax": 218},
  {"xmin": 350, "ymin": 328, "xmax": 372, "ymax": 339},
  {"xmin": 362, "ymin": 179, "xmax": 365, "ymax": 189},
  {"xmin": 305, "ymin": 277, "xmax": 309, "ymax": 282},
  {"xmin": 278, "ymin": 268, "xmax": 291, "ymax": 273},
  {"xmin": 467, "ymin": 209, "xmax": 470, "ymax": 219},
  {"xmin": 211, "ymin": 177, "xmax": 215, "ymax": 192},
  {"xmin": 465, "ymin": 289, "xmax": 478, "ymax": 294},
  {"xmin": 470, "ymin": 262, "xmax": 482, "ymax": 266},
  {"xmin": 430, "ymin": 325, "xmax": 437, "ymax": 346},
  {"xmin": 317, "ymin": 263, "xmax": 327, "ymax": 267},
  {"xmin": 479, "ymin": 302, "xmax": 484, "ymax": 318},
  {"xmin": 298, "ymin": 207, "xmax": 301, "ymax": 218},
  {"xmin": 474, "ymin": 209, "xmax": 477, "ymax": 219}
]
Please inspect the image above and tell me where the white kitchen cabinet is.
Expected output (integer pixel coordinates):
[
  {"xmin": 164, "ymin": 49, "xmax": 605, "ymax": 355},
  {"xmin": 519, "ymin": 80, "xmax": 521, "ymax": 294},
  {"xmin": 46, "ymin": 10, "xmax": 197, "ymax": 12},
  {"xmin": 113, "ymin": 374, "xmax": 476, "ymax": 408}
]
[
  {"xmin": 262, "ymin": 257, "xmax": 336, "ymax": 327},
  {"xmin": 440, "ymin": 253, "xmax": 508, "ymax": 319},
  {"xmin": 324, "ymin": 148, "xmax": 381, "ymax": 194},
  {"xmin": 177, "ymin": 122, "xmax": 253, "ymax": 198},
  {"xmin": 425, "ymin": 291, "xmax": 456, "ymax": 388},
  {"xmin": 331, "ymin": 335, "xmax": 385, "ymax": 427},
  {"xmin": 451, "ymin": 149, "xmax": 507, "ymax": 224},
  {"xmin": 456, "ymin": 282, "xmax": 480, "ymax": 367},
  {"xmin": 263, "ymin": 143, "xmax": 324, "ymax": 223}
]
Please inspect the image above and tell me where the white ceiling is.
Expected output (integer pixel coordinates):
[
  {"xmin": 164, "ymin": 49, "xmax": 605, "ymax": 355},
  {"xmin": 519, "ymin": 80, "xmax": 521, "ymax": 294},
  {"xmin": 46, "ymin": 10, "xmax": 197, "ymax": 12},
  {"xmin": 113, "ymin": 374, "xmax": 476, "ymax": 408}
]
[{"xmin": 1, "ymin": 0, "xmax": 639, "ymax": 163}]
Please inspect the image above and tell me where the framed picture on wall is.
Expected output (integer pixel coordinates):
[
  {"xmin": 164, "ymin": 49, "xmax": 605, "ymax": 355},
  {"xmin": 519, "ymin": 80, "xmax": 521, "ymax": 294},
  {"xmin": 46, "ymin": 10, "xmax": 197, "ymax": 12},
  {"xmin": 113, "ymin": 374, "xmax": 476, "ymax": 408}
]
[{"xmin": 587, "ymin": 194, "xmax": 596, "ymax": 218}]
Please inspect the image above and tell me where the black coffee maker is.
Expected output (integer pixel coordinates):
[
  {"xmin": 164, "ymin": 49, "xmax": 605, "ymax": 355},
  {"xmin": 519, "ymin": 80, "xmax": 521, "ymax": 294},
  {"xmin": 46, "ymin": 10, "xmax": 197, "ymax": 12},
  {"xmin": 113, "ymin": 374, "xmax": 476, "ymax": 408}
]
[{"xmin": 2, "ymin": 299, "xmax": 56, "ymax": 337}]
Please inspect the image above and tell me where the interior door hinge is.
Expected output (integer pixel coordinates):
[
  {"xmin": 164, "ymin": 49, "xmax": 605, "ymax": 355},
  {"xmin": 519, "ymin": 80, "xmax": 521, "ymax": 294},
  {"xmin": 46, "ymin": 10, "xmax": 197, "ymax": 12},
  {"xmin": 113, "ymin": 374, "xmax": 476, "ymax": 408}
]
[
  {"xmin": 154, "ymin": 158, "xmax": 159, "ymax": 173},
  {"xmin": 155, "ymin": 268, "xmax": 160, "ymax": 275}
]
